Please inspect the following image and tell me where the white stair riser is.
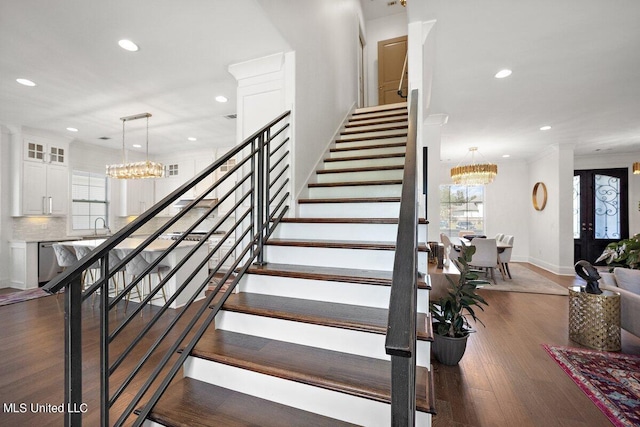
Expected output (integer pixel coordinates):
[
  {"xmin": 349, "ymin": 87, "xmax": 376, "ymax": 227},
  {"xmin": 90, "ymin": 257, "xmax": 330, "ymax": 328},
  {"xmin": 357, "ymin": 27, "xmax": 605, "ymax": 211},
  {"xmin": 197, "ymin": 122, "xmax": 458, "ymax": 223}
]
[
  {"xmin": 329, "ymin": 145, "xmax": 405, "ymax": 158},
  {"xmin": 337, "ymin": 130, "xmax": 407, "ymax": 142},
  {"xmin": 239, "ymin": 274, "xmax": 430, "ymax": 312},
  {"xmin": 352, "ymin": 110, "xmax": 407, "ymax": 121},
  {"xmin": 299, "ymin": 202, "xmax": 400, "ymax": 218},
  {"xmin": 264, "ymin": 245, "xmax": 427, "ymax": 271},
  {"xmin": 316, "ymin": 169, "xmax": 404, "ymax": 184},
  {"xmin": 308, "ymin": 184, "xmax": 402, "ymax": 198},
  {"xmin": 273, "ymin": 222, "xmax": 427, "ymax": 242},
  {"xmin": 184, "ymin": 357, "xmax": 397, "ymax": 426},
  {"xmin": 345, "ymin": 116, "xmax": 407, "ymax": 127},
  {"xmin": 323, "ymin": 157, "xmax": 405, "ymax": 170},
  {"xmin": 341, "ymin": 121, "xmax": 408, "ymax": 134},
  {"xmin": 334, "ymin": 136, "xmax": 407, "ymax": 150}
]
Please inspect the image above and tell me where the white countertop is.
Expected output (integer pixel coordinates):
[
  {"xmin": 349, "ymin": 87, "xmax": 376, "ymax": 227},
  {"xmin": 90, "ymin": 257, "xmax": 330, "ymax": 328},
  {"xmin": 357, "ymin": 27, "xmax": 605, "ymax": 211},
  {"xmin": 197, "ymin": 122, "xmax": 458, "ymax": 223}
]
[{"xmin": 65, "ymin": 237, "xmax": 201, "ymax": 252}]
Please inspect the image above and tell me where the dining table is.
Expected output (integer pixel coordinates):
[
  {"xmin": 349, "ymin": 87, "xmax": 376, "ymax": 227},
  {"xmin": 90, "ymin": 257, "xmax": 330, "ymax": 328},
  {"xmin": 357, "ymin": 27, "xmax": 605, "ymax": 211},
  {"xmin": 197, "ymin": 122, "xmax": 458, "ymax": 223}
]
[{"xmin": 63, "ymin": 237, "xmax": 209, "ymax": 308}]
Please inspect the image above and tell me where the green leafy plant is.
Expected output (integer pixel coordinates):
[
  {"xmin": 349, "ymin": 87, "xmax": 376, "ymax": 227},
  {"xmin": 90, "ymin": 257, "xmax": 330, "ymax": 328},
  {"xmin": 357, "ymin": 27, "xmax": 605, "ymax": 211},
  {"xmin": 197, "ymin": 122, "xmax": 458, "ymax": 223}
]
[
  {"xmin": 429, "ymin": 243, "xmax": 490, "ymax": 338},
  {"xmin": 595, "ymin": 233, "xmax": 640, "ymax": 270}
]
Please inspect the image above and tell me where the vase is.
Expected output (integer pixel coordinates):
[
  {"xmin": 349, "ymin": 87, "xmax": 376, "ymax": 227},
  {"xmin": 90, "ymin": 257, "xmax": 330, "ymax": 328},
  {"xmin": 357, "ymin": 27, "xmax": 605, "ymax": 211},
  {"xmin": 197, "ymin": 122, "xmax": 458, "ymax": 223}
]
[{"xmin": 432, "ymin": 333, "xmax": 469, "ymax": 365}]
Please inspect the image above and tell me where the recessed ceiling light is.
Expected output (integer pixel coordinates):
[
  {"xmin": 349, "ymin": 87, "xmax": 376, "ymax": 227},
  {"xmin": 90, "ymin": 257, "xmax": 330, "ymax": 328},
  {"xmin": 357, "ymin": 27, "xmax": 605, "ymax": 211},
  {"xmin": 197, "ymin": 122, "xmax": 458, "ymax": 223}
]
[
  {"xmin": 187, "ymin": 137, "xmax": 197, "ymax": 141},
  {"xmin": 16, "ymin": 78, "xmax": 36, "ymax": 87},
  {"xmin": 66, "ymin": 127, "xmax": 78, "ymax": 132},
  {"xmin": 502, "ymin": 154, "xmax": 510, "ymax": 158},
  {"xmin": 540, "ymin": 125, "xmax": 552, "ymax": 131},
  {"xmin": 118, "ymin": 39, "xmax": 139, "ymax": 52},
  {"xmin": 494, "ymin": 69, "xmax": 512, "ymax": 79},
  {"xmin": 132, "ymin": 144, "xmax": 142, "ymax": 148},
  {"xmin": 215, "ymin": 95, "xmax": 228, "ymax": 103}
]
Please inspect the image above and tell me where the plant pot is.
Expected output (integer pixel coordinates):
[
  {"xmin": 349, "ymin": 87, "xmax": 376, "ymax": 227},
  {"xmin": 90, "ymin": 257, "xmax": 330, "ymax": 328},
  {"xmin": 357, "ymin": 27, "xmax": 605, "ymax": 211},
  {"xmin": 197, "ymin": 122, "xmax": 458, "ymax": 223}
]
[{"xmin": 432, "ymin": 332, "xmax": 469, "ymax": 365}]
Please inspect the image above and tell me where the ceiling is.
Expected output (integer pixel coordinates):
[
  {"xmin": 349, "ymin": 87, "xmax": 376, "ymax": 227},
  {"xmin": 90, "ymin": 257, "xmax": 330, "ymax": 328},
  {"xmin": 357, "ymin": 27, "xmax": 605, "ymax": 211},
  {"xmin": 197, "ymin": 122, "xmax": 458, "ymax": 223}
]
[
  {"xmin": 0, "ymin": 0, "xmax": 289, "ymax": 155},
  {"xmin": 2, "ymin": 0, "xmax": 639, "ymax": 163},
  {"xmin": 415, "ymin": 0, "xmax": 640, "ymax": 163}
]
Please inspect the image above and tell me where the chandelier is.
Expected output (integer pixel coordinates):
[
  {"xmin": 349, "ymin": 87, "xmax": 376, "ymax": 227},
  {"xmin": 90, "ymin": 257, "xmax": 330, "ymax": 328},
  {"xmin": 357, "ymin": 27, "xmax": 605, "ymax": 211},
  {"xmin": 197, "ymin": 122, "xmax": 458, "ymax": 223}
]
[
  {"xmin": 106, "ymin": 113, "xmax": 164, "ymax": 179},
  {"xmin": 450, "ymin": 147, "xmax": 498, "ymax": 185},
  {"xmin": 634, "ymin": 162, "xmax": 640, "ymax": 175}
]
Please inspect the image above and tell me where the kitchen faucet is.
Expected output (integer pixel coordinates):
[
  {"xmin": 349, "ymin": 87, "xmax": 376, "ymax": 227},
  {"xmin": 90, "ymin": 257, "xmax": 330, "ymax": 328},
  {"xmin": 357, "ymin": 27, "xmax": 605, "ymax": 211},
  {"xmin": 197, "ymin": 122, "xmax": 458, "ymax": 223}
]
[{"xmin": 94, "ymin": 217, "xmax": 110, "ymax": 235}]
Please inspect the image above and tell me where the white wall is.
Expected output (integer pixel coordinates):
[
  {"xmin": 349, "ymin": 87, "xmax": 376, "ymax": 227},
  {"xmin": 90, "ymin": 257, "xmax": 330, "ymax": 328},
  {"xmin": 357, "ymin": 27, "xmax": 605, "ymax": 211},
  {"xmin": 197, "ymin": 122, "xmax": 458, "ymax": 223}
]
[
  {"xmin": 365, "ymin": 13, "xmax": 408, "ymax": 107},
  {"xmin": 258, "ymin": 0, "xmax": 365, "ymax": 200}
]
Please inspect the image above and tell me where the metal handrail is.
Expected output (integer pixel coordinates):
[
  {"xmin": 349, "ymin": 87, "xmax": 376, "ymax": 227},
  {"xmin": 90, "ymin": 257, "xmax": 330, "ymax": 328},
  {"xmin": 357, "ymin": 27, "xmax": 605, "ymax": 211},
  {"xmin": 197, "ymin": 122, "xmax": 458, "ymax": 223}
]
[
  {"xmin": 397, "ymin": 51, "xmax": 408, "ymax": 99},
  {"xmin": 385, "ymin": 89, "xmax": 419, "ymax": 424},
  {"xmin": 43, "ymin": 110, "xmax": 291, "ymax": 426}
]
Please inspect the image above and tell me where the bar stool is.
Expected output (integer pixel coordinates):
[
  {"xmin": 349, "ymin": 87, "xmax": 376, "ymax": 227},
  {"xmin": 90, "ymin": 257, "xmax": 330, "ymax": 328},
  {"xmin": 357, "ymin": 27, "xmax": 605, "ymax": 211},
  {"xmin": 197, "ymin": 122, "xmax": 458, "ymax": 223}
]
[{"xmin": 118, "ymin": 249, "xmax": 169, "ymax": 312}]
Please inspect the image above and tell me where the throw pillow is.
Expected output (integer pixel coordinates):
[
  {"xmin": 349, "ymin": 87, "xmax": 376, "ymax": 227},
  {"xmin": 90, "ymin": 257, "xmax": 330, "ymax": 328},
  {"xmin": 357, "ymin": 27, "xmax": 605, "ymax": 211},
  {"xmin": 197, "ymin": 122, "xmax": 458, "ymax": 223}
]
[{"xmin": 613, "ymin": 267, "xmax": 640, "ymax": 295}]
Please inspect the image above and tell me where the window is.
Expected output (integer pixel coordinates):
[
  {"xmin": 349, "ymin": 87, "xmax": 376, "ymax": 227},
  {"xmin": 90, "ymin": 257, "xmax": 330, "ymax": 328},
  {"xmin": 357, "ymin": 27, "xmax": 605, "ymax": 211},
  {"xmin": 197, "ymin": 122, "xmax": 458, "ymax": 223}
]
[
  {"xmin": 440, "ymin": 184, "xmax": 485, "ymax": 236},
  {"xmin": 71, "ymin": 170, "xmax": 108, "ymax": 231},
  {"xmin": 167, "ymin": 164, "xmax": 179, "ymax": 176}
]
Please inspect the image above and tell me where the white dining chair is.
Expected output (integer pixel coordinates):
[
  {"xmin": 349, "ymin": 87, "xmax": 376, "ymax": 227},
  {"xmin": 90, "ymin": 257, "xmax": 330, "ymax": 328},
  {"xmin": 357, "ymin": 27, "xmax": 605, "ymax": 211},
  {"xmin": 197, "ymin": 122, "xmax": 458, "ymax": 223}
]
[
  {"xmin": 495, "ymin": 233, "xmax": 504, "ymax": 242},
  {"xmin": 469, "ymin": 238, "xmax": 503, "ymax": 284},
  {"xmin": 499, "ymin": 235, "xmax": 515, "ymax": 279}
]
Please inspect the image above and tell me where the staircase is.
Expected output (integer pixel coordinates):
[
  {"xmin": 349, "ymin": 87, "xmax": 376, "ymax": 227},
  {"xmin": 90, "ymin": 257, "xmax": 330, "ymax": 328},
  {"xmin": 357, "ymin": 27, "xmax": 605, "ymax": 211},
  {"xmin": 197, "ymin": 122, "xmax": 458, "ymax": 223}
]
[{"xmin": 145, "ymin": 103, "xmax": 436, "ymax": 426}]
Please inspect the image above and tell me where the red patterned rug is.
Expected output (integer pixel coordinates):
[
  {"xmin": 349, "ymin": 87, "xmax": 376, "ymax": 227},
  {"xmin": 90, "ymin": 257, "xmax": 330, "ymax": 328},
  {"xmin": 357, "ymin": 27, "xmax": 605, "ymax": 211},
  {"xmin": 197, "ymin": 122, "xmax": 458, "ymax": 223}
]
[{"xmin": 544, "ymin": 345, "xmax": 640, "ymax": 427}]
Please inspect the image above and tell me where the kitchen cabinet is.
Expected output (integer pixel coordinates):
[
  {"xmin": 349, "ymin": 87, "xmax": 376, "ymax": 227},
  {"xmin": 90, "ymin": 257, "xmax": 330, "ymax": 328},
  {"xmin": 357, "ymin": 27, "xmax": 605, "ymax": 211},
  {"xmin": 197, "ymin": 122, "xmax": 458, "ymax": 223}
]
[
  {"xmin": 215, "ymin": 157, "xmax": 237, "ymax": 215},
  {"xmin": 10, "ymin": 241, "xmax": 38, "ymax": 290},
  {"xmin": 154, "ymin": 159, "xmax": 197, "ymax": 216},
  {"xmin": 15, "ymin": 137, "xmax": 69, "ymax": 216},
  {"xmin": 119, "ymin": 178, "xmax": 155, "ymax": 216}
]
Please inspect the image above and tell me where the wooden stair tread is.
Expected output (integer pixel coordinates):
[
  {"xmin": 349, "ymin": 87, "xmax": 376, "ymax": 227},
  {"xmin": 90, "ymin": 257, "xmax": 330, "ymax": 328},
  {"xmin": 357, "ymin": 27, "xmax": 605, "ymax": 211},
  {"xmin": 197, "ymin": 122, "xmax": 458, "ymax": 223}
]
[
  {"xmin": 148, "ymin": 377, "xmax": 358, "ymax": 427},
  {"xmin": 316, "ymin": 165, "xmax": 404, "ymax": 174},
  {"xmin": 275, "ymin": 217, "xmax": 428, "ymax": 224},
  {"xmin": 298, "ymin": 197, "xmax": 401, "ymax": 203},
  {"xmin": 335, "ymin": 133, "xmax": 408, "ymax": 143},
  {"xmin": 265, "ymin": 238, "xmax": 428, "ymax": 252},
  {"xmin": 220, "ymin": 293, "xmax": 432, "ymax": 341},
  {"xmin": 308, "ymin": 179, "xmax": 402, "ymax": 188},
  {"xmin": 345, "ymin": 116, "xmax": 408, "ymax": 128},
  {"xmin": 247, "ymin": 262, "xmax": 429, "ymax": 289},
  {"xmin": 324, "ymin": 152, "xmax": 405, "ymax": 162},
  {"xmin": 191, "ymin": 329, "xmax": 434, "ymax": 413},
  {"xmin": 340, "ymin": 123, "xmax": 408, "ymax": 135},
  {"xmin": 330, "ymin": 141, "xmax": 406, "ymax": 153}
]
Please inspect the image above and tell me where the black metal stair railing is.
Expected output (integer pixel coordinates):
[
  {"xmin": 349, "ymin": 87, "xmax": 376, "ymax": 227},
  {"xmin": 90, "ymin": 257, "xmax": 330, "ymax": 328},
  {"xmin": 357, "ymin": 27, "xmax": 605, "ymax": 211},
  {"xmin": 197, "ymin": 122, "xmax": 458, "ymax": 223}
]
[
  {"xmin": 43, "ymin": 110, "xmax": 291, "ymax": 426},
  {"xmin": 385, "ymin": 89, "xmax": 419, "ymax": 425}
]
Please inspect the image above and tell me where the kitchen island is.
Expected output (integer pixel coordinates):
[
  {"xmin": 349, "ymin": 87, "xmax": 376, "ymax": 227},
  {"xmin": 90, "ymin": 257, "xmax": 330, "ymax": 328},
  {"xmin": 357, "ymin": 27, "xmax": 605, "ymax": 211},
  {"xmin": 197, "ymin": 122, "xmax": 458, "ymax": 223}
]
[{"xmin": 67, "ymin": 237, "xmax": 208, "ymax": 309}]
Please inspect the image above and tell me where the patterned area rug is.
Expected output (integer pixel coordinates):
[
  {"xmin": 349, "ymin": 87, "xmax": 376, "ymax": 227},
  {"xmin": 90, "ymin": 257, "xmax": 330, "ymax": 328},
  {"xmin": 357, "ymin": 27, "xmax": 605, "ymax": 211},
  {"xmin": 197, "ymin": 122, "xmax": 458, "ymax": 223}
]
[
  {"xmin": 0, "ymin": 288, "xmax": 54, "ymax": 307},
  {"xmin": 544, "ymin": 344, "xmax": 640, "ymax": 427}
]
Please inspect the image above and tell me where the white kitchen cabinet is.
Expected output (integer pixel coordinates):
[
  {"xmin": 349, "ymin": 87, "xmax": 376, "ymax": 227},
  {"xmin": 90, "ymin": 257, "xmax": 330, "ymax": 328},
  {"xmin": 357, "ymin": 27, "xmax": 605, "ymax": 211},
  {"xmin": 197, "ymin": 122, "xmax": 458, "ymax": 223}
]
[
  {"xmin": 215, "ymin": 157, "xmax": 237, "ymax": 215},
  {"xmin": 10, "ymin": 241, "xmax": 38, "ymax": 290},
  {"xmin": 194, "ymin": 156, "xmax": 215, "ymax": 199},
  {"xmin": 16, "ymin": 137, "xmax": 69, "ymax": 216},
  {"xmin": 119, "ymin": 178, "xmax": 155, "ymax": 216}
]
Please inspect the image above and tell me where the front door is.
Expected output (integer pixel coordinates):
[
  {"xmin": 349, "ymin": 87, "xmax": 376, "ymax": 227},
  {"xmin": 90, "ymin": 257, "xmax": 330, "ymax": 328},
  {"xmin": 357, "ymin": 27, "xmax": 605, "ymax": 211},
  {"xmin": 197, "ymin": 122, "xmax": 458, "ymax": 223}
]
[
  {"xmin": 377, "ymin": 35, "xmax": 408, "ymax": 105},
  {"xmin": 573, "ymin": 168, "xmax": 629, "ymax": 264}
]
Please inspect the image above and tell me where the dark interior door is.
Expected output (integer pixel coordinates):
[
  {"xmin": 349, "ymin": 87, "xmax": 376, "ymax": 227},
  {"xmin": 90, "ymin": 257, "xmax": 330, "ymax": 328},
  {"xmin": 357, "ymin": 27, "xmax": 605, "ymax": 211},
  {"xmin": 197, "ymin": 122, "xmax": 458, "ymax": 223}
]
[{"xmin": 573, "ymin": 168, "xmax": 629, "ymax": 264}]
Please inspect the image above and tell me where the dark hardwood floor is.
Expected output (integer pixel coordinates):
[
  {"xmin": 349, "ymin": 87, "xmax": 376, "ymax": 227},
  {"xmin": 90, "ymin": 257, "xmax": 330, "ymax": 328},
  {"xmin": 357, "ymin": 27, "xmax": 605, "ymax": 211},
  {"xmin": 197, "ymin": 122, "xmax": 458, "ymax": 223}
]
[
  {"xmin": 431, "ymin": 263, "xmax": 640, "ymax": 427},
  {"xmin": 1, "ymin": 263, "xmax": 638, "ymax": 426}
]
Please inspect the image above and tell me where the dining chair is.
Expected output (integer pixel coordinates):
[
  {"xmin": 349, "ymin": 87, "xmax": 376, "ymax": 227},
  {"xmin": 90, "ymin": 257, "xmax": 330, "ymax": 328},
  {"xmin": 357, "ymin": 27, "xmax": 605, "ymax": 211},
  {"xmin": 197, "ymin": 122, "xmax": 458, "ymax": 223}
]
[
  {"xmin": 495, "ymin": 233, "xmax": 504, "ymax": 242},
  {"xmin": 499, "ymin": 235, "xmax": 514, "ymax": 279},
  {"xmin": 469, "ymin": 238, "xmax": 503, "ymax": 284},
  {"xmin": 52, "ymin": 244, "xmax": 76, "ymax": 298},
  {"xmin": 118, "ymin": 249, "xmax": 169, "ymax": 312}
]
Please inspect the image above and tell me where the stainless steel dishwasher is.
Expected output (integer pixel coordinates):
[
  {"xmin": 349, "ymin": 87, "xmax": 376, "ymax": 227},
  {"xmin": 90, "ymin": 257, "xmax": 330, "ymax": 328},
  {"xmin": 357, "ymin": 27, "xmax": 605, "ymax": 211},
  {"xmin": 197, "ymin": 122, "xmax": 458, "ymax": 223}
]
[{"xmin": 38, "ymin": 242, "xmax": 64, "ymax": 286}]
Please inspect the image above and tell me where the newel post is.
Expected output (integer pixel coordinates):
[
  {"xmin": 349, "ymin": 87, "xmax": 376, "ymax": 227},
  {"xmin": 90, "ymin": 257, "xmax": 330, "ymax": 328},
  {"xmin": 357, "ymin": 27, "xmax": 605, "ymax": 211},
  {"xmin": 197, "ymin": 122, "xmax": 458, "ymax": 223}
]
[{"xmin": 64, "ymin": 275, "xmax": 83, "ymax": 426}]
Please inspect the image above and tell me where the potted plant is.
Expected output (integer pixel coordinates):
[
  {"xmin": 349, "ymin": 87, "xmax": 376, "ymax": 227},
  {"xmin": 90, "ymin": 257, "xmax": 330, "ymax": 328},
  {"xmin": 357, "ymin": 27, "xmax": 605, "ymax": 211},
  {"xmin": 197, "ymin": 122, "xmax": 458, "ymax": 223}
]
[
  {"xmin": 595, "ymin": 233, "xmax": 640, "ymax": 270},
  {"xmin": 429, "ymin": 243, "xmax": 489, "ymax": 365}
]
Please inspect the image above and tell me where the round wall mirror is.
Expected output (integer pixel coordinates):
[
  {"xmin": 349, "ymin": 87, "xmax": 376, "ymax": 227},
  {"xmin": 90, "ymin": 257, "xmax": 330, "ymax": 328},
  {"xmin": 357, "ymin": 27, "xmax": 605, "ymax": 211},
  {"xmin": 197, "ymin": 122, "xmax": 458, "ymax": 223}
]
[{"xmin": 532, "ymin": 182, "xmax": 547, "ymax": 211}]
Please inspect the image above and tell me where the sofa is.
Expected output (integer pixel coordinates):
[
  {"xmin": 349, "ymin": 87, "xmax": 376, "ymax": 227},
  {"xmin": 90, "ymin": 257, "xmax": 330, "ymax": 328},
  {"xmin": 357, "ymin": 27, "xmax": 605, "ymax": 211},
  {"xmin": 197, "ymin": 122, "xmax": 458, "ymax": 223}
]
[{"xmin": 599, "ymin": 267, "xmax": 640, "ymax": 338}]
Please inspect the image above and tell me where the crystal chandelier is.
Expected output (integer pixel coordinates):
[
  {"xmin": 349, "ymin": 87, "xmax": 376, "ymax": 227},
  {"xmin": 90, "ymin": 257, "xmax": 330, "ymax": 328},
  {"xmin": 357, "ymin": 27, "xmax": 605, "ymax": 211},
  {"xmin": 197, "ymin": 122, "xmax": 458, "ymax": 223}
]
[
  {"xmin": 634, "ymin": 162, "xmax": 640, "ymax": 175},
  {"xmin": 450, "ymin": 147, "xmax": 498, "ymax": 185},
  {"xmin": 106, "ymin": 113, "xmax": 164, "ymax": 179}
]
